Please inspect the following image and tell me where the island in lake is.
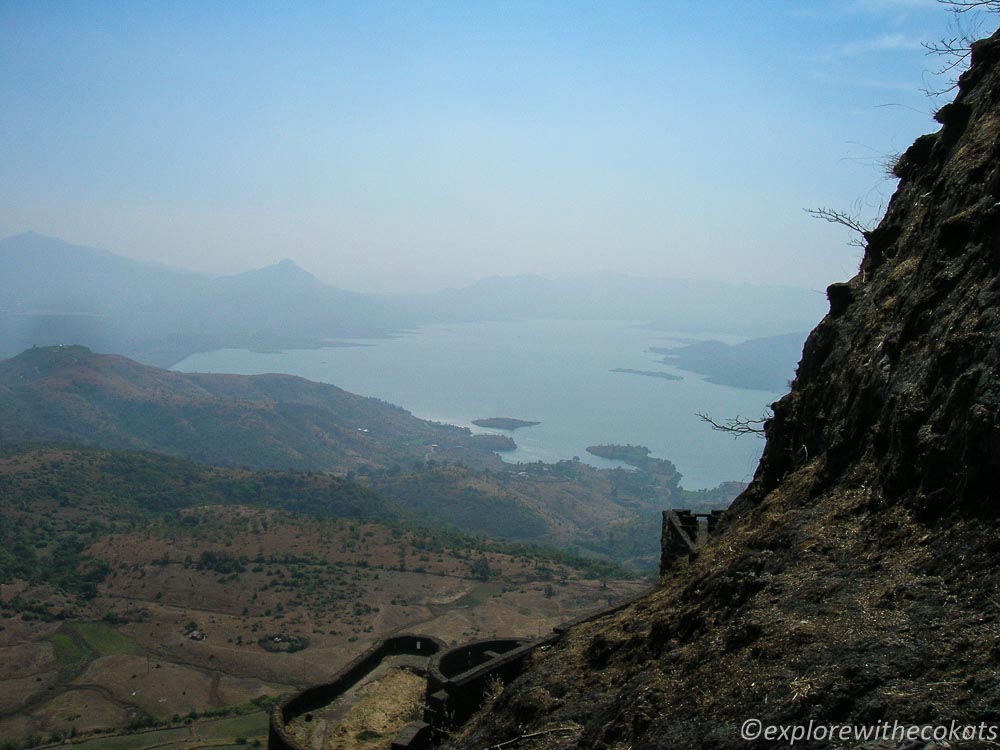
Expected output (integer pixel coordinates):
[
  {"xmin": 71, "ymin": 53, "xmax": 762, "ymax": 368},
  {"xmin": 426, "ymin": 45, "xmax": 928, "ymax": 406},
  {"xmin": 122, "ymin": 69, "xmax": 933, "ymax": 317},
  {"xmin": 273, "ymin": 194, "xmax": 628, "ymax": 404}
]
[
  {"xmin": 471, "ymin": 417, "xmax": 541, "ymax": 430},
  {"xmin": 610, "ymin": 368, "xmax": 682, "ymax": 381}
]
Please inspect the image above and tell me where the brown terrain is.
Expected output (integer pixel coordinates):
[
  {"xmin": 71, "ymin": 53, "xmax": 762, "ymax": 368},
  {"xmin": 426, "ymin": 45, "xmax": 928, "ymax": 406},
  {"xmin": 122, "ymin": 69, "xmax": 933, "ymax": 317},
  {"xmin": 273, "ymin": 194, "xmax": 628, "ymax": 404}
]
[
  {"xmin": 0, "ymin": 482, "xmax": 643, "ymax": 747},
  {"xmin": 285, "ymin": 654, "xmax": 429, "ymax": 750}
]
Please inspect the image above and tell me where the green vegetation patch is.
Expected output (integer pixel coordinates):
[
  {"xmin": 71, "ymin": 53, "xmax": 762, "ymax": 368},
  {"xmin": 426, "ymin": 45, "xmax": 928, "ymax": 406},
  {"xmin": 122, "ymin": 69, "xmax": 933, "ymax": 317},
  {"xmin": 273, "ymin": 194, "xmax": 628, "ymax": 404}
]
[
  {"xmin": 257, "ymin": 633, "xmax": 309, "ymax": 653},
  {"xmin": 197, "ymin": 711, "xmax": 269, "ymax": 740},
  {"xmin": 67, "ymin": 727, "xmax": 191, "ymax": 750},
  {"xmin": 48, "ymin": 629, "xmax": 93, "ymax": 673},
  {"xmin": 46, "ymin": 622, "xmax": 138, "ymax": 677},
  {"xmin": 454, "ymin": 582, "xmax": 502, "ymax": 608},
  {"xmin": 73, "ymin": 622, "xmax": 140, "ymax": 656}
]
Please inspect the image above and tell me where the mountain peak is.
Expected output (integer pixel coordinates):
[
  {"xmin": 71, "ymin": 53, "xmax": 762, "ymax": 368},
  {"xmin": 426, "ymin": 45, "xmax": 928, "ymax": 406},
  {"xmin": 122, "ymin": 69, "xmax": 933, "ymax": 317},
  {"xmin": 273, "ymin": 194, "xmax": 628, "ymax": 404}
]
[
  {"xmin": 259, "ymin": 258, "xmax": 318, "ymax": 280},
  {"xmin": 1, "ymin": 231, "xmax": 79, "ymax": 251},
  {"xmin": 0, "ymin": 344, "xmax": 98, "ymax": 384},
  {"xmin": 220, "ymin": 258, "xmax": 326, "ymax": 291}
]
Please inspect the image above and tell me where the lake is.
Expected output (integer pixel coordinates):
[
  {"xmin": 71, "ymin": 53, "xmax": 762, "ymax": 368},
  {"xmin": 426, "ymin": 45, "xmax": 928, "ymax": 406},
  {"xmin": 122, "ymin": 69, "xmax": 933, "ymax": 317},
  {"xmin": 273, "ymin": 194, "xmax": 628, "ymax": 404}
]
[{"xmin": 173, "ymin": 319, "xmax": 783, "ymax": 489}]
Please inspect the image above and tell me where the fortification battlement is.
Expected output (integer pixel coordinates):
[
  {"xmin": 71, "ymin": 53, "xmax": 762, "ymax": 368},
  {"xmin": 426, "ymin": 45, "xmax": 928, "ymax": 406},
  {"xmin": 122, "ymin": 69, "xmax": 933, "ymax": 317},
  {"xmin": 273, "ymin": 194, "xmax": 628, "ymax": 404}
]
[
  {"xmin": 268, "ymin": 634, "xmax": 446, "ymax": 750},
  {"xmin": 269, "ymin": 516, "xmax": 687, "ymax": 750},
  {"xmin": 659, "ymin": 508, "xmax": 726, "ymax": 576},
  {"xmin": 267, "ymin": 635, "xmax": 544, "ymax": 750},
  {"xmin": 424, "ymin": 638, "xmax": 538, "ymax": 732}
]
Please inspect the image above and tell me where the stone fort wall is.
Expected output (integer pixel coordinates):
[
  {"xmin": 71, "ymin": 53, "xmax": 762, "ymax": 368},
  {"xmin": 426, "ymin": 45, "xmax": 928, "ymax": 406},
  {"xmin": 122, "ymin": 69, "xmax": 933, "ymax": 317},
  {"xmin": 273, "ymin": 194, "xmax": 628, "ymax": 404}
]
[
  {"xmin": 268, "ymin": 508, "xmax": 722, "ymax": 750},
  {"xmin": 267, "ymin": 634, "xmax": 445, "ymax": 750}
]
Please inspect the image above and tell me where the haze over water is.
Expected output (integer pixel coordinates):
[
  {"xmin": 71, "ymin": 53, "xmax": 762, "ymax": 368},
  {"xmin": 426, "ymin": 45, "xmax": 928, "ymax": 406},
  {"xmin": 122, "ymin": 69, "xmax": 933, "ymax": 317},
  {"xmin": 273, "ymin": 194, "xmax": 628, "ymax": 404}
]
[{"xmin": 175, "ymin": 319, "xmax": 782, "ymax": 490}]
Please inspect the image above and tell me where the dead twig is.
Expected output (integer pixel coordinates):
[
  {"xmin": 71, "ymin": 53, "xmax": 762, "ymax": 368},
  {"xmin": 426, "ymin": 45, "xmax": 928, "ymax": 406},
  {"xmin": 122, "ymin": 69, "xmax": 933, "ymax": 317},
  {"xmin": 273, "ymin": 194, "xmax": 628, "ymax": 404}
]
[
  {"xmin": 804, "ymin": 207, "xmax": 872, "ymax": 248},
  {"xmin": 487, "ymin": 725, "xmax": 580, "ymax": 750},
  {"xmin": 696, "ymin": 411, "xmax": 768, "ymax": 438}
]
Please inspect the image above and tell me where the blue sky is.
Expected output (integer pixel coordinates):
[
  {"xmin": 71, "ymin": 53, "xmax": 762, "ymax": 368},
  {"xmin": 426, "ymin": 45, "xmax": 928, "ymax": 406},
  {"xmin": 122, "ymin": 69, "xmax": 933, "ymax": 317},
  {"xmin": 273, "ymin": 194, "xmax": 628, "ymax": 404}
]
[{"xmin": 0, "ymin": 1, "xmax": 982, "ymax": 292}]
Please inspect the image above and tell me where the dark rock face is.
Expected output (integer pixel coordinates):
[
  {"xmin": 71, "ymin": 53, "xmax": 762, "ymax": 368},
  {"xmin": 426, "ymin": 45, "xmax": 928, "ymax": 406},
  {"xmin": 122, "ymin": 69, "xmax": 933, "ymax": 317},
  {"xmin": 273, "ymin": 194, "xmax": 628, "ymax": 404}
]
[
  {"xmin": 824, "ymin": 282, "xmax": 853, "ymax": 317},
  {"xmin": 741, "ymin": 31, "xmax": 1000, "ymax": 523},
  {"xmin": 444, "ymin": 28, "xmax": 1000, "ymax": 750}
]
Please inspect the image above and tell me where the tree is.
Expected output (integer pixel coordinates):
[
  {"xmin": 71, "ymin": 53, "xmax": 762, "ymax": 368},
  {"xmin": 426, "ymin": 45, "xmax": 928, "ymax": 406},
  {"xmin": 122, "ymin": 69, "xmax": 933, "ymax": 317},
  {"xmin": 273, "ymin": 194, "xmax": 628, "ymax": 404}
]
[
  {"xmin": 803, "ymin": 207, "xmax": 872, "ymax": 248},
  {"xmin": 469, "ymin": 556, "xmax": 492, "ymax": 581}
]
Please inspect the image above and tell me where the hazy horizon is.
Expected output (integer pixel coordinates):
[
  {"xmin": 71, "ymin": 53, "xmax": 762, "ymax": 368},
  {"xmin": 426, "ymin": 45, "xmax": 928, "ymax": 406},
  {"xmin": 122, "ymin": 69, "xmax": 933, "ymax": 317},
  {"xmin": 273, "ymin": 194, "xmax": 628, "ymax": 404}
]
[
  {"xmin": 2, "ymin": 229, "xmax": 839, "ymax": 296},
  {"xmin": 0, "ymin": 1, "xmax": 960, "ymax": 293}
]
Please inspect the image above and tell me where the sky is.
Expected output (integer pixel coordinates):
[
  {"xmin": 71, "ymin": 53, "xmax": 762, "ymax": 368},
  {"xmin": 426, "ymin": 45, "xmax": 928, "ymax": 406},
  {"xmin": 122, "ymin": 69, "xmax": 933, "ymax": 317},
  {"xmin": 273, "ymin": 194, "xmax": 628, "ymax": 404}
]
[{"xmin": 0, "ymin": 0, "xmax": 987, "ymax": 293}]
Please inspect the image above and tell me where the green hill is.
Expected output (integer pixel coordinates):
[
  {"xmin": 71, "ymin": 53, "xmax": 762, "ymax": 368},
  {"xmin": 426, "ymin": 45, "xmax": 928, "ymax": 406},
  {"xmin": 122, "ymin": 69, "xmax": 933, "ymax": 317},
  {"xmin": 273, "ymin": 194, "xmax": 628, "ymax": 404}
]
[
  {"xmin": 0, "ymin": 346, "xmax": 737, "ymax": 564},
  {"xmin": 0, "ymin": 345, "xmax": 502, "ymax": 473}
]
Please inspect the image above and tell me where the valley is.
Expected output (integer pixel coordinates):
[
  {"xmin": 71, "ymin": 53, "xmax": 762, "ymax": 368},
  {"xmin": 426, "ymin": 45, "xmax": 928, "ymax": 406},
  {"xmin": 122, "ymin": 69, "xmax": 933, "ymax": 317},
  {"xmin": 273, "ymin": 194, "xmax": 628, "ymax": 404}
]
[
  {"xmin": 0, "ymin": 343, "xmax": 743, "ymax": 749},
  {"xmin": 0, "ymin": 346, "xmax": 740, "ymax": 563},
  {"xmin": 0, "ymin": 446, "xmax": 644, "ymax": 748}
]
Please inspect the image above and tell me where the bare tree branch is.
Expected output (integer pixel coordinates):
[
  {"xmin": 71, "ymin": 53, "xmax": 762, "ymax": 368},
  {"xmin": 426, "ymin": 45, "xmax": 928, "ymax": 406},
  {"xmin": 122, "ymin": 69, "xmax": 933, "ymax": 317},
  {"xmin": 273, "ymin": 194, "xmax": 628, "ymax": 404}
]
[
  {"xmin": 804, "ymin": 207, "xmax": 872, "ymax": 248},
  {"xmin": 486, "ymin": 726, "xmax": 581, "ymax": 750},
  {"xmin": 696, "ymin": 411, "xmax": 768, "ymax": 438},
  {"xmin": 923, "ymin": 35, "xmax": 974, "ymax": 82},
  {"xmin": 937, "ymin": 0, "xmax": 1000, "ymax": 12},
  {"xmin": 921, "ymin": 0, "xmax": 997, "ymax": 95}
]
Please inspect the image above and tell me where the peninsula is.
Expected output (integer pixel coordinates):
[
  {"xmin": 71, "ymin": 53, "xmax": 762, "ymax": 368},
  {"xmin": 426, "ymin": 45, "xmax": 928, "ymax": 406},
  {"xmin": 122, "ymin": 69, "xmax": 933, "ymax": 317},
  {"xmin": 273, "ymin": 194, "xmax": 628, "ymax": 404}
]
[
  {"xmin": 610, "ymin": 367, "xmax": 682, "ymax": 381},
  {"xmin": 585, "ymin": 443, "xmax": 652, "ymax": 464}
]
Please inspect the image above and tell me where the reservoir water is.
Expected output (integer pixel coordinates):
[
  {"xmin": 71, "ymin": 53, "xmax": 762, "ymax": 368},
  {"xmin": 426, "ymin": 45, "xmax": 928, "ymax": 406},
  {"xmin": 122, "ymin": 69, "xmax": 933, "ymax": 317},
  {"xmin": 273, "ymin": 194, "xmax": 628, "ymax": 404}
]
[{"xmin": 173, "ymin": 319, "xmax": 783, "ymax": 489}]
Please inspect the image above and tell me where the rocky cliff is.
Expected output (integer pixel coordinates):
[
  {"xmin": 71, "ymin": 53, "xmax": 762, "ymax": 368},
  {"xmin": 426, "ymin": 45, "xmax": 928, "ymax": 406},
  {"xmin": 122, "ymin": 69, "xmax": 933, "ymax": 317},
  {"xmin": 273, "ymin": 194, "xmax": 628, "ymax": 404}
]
[{"xmin": 444, "ymin": 28, "xmax": 1000, "ymax": 750}]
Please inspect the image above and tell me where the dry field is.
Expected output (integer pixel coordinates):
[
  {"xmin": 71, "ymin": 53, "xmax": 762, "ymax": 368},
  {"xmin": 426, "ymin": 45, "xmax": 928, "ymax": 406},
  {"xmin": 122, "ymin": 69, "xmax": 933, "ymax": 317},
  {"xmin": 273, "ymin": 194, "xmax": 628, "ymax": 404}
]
[{"xmin": 0, "ymin": 506, "xmax": 646, "ymax": 749}]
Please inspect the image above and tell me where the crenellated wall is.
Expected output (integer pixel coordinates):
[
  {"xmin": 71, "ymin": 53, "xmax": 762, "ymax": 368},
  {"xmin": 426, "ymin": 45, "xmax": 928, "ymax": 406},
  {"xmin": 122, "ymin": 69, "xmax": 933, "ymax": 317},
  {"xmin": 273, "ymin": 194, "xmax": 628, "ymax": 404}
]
[
  {"xmin": 267, "ymin": 634, "xmax": 446, "ymax": 750},
  {"xmin": 659, "ymin": 508, "xmax": 725, "ymax": 575},
  {"xmin": 423, "ymin": 638, "xmax": 539, "ymax": 732},
  {"xmin": 269, "ymin": 563, "xmax": 673, "ymax": 748}
]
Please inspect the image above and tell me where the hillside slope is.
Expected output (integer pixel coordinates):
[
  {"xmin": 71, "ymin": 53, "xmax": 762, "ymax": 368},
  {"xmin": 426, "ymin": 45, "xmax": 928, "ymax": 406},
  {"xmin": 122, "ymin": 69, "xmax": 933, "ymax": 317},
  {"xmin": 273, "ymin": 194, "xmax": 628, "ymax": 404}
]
[
  {"xmin": 0, "ymin": 444, "xmax": 640, "ymax": 746},
  {"xmin": 447, "ymin": 28, "xmax": 1000, "ymax": 750},
  {"xmin": 0, "ymin": 345, "xmax": 500, "ymax": 473},
  {"xmin": 0, "ymin": 347, "xmax": 697, "ymax": 554}
]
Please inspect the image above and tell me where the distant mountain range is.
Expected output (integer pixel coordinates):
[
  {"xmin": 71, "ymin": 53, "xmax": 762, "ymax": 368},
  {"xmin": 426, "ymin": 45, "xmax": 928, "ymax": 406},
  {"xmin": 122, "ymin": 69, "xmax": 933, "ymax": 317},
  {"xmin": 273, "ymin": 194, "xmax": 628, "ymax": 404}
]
[
  {"xmin": 399, "ymin": 273, "xmax": 826, "ymax": 336},
  {"xmin": 0, "ymin": 232, "xmax": 827, "ymax": 366},
  {"xmin": 0, "ymin": 232, "xmax": 409, "ymax": 366}
]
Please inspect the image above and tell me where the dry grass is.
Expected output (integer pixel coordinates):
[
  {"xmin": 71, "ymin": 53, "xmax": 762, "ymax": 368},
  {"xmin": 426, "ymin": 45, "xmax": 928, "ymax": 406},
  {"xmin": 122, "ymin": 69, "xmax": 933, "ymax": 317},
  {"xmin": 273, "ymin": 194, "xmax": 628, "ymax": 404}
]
[{"xmin": 1, "ymin": 503, "xmax": 642, "ymax": 747}]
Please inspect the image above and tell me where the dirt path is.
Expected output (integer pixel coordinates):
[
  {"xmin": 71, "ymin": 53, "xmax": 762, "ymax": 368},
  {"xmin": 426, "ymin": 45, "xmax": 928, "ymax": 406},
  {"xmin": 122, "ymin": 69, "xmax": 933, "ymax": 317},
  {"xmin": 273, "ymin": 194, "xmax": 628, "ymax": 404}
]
[
  {"xmin": 70, "ymin": 681, "xmax": 143, "ymax": 715},
  {"xmin": 207, "ymin": 673, "xmax": 222, "ymax": 707}
]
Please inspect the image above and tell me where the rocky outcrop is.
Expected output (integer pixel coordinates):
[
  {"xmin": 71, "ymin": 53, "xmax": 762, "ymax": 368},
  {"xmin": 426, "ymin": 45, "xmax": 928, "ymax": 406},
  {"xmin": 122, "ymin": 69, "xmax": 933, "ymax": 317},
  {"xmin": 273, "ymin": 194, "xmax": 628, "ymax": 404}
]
[
  {"xmin": 743, "ymin": 30, "xmax": 1000, "ymax": 523},
  {"xmin": 443, "ymin": 27, "xmax": 1000, "ymax": 750}
]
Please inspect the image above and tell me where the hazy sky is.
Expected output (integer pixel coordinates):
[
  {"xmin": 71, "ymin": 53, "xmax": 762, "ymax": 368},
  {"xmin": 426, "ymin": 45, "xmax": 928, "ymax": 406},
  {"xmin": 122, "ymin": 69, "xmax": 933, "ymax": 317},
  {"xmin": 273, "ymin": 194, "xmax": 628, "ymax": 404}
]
[{"xmin": 0, "ymin": 1, "xmax": 977, "ymax": 293}]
